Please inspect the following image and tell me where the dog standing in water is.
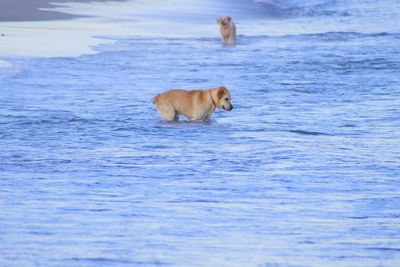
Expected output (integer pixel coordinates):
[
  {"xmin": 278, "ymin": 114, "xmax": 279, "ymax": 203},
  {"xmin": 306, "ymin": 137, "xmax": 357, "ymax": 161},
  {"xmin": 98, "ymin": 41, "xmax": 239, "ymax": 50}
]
[
  {"xmin": 151, "ymin": 86, "xmax": 233, "ymax": 122},
  {"xmin": 217, "ymin": 16, "xmax": 237, "ymax": 45}
]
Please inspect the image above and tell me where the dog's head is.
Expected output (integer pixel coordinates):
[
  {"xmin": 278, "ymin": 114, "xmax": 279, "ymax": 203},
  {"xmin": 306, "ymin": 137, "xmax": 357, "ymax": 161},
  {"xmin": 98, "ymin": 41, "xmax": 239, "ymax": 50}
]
[
  {"xmin": 217, "ymin": 16, "xmax": 232, "ymax": 27},
  {"xmin": 213, "ymin": 86, "xmax": 233, "ymax": 111}
]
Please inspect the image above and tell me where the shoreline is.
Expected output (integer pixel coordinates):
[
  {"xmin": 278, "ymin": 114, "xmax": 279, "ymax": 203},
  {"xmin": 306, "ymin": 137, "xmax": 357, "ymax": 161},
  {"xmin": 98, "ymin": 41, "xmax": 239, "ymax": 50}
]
[
  {"xmin": 0, "ymin": 0, "xmax": 259, "ymax": 61},
  {"xmin": 0, "ymin": 0, "xmax": 133, "ymax": 65},
  {"xmin": 1, "ymin": 0, "xmax": 396, "ymax": 67},
  {"xmin": 0, "ymin": 0, "xmax": 124, "ymax": 22}
]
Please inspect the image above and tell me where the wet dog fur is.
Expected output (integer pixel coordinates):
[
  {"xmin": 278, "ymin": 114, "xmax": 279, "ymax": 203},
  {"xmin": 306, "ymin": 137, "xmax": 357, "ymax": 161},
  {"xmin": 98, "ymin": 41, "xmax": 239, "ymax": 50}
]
[{"xmin": 151, "ymin": 86, "xmax": 233, "ymax": 121}]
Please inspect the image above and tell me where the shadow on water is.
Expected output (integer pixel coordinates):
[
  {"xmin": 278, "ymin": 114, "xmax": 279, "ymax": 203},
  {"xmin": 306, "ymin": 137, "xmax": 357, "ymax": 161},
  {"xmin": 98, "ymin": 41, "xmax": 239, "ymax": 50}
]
[{"xmin": 288, "ymin": 129, "xmax": 331, "ymax": 136}]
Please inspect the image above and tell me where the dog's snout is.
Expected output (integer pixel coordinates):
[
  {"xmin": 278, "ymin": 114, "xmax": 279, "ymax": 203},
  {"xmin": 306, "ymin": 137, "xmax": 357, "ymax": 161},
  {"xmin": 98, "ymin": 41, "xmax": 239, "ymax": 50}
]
[
  {"xmin": 224, "ymin": 104, "xmax": 233, "ymax": 111},
  {"xmin": 222, "ymin": 103, "xmax": 233, "ymax": 111}
]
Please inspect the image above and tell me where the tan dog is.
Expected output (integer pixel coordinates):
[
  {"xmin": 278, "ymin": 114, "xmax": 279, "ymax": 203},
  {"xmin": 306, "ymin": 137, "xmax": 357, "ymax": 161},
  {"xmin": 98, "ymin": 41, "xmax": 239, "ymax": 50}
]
[
  {"xmin": 217, "ymin": 16, "xmax": 237, "ymax": 45},
  {"xmin": 151, "ymin": 86, "xmax": 233, "ymax": 122}
]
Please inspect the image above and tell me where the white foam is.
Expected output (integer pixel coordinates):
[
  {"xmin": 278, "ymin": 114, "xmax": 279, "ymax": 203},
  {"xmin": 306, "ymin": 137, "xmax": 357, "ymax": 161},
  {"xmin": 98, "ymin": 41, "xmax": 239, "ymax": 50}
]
[{"xmin": 0, "ymin": 59, "xmax": 12, "ymax": 68}]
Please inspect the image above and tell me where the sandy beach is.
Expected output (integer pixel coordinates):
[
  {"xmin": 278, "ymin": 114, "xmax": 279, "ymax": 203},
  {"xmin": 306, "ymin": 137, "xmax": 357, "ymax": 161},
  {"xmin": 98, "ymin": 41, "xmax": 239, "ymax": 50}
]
[
  {"xmin": 0, "ymin": 0, "xmax": 124, "ymax": 21},
  {"xmin": 0, "ymin": 0, "xmax": 124, "ymax": 65}
]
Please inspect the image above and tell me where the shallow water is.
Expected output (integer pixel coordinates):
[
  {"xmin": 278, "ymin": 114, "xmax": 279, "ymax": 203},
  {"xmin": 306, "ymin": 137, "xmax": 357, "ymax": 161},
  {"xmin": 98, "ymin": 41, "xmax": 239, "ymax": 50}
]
[{"xmin": 1, "ymin": 0, "xmax": 400, "ymax": 266}]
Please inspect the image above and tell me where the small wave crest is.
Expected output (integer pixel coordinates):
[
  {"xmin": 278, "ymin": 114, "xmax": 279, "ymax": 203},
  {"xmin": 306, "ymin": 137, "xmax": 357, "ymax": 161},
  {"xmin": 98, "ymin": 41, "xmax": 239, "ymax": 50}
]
[
  {"xmin": 289, "ymin": 130, "xmax": 331, "ymax": 136},
  {"xmin": 253, "ymin": 0, "xmax": 350, "ymax": 18}
]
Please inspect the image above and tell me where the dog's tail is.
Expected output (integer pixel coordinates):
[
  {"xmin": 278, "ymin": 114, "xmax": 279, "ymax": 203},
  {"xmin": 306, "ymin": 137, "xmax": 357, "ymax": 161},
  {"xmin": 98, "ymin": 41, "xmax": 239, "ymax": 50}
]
[{"xmin": 151, "ymin": 94, "xmax": 160, "ymax": 105}]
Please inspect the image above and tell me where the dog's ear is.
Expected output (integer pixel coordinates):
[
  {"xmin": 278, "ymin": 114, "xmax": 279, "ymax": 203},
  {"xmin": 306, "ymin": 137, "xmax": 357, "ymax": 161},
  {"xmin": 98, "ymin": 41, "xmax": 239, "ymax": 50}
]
[
  {"xmin": 227, "ymin": 16, "xmax": 232, "ymax": 21},
  {"xmin": 217, "ymin": 86, "xmax": 226, "ymax": 100}
]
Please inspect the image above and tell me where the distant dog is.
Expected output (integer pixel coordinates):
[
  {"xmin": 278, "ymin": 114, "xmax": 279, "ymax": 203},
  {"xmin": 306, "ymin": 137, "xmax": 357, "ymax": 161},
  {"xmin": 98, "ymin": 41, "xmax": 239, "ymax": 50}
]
[
  {"xmin": 151, "ymin": 86, "xmax": 233, "ymax": 122},
  {"xmin": 217, "ymin": 16, "xmax": 236, "ymax": 45}
]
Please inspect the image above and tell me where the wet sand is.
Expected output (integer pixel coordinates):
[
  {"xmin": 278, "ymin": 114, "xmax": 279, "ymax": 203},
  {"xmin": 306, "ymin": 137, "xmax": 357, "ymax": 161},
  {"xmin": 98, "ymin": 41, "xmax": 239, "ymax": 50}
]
[{"xmin": 0, "ymin": 0, "xmax": 123, "ymax": 21}]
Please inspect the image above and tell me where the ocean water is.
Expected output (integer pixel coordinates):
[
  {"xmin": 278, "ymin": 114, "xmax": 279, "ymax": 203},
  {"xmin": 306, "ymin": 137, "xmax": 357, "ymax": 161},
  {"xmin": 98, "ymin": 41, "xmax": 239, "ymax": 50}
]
[{"xmin": 1, "ymin": 0, "xmax": 400, "ymax": 266}]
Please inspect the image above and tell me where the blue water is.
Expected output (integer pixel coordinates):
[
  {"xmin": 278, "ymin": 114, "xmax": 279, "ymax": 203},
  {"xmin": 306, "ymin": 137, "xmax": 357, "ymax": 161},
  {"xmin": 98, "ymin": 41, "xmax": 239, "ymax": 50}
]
[{"xmin": 1, "ymin": 0, "xmax": 400, "ymax": 266}]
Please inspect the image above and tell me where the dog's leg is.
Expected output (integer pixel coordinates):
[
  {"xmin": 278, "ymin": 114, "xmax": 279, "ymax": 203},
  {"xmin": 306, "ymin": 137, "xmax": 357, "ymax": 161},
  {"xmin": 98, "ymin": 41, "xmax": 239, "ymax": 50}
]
[{"xmin": 156, "ymin": 103, "xmax": 178, "ymax": 122}]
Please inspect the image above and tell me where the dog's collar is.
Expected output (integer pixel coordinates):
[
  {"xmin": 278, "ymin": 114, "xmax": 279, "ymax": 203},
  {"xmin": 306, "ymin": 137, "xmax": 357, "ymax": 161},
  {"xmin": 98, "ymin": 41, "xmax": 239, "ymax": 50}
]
[{"xmin": 210, "ymin": 90, "xmax": 217, "ymax": 108}]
